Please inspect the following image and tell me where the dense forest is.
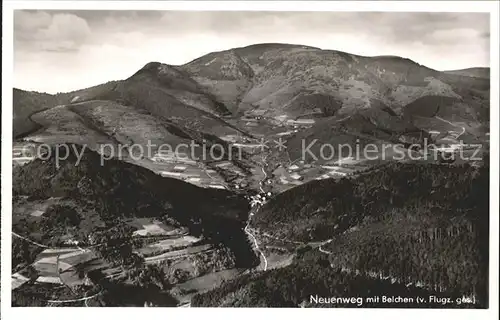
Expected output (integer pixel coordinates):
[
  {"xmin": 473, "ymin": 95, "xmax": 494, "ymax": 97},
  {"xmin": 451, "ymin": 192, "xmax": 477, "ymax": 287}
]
[
  {"xmin": 247, "ymin": 157, "xmax": 489, "ymax": 307},
  {"xmin": 12, "ymin": 264, "xmax": 179, "ymax": 307},
  {"xmin": 192, "ymin": 249, "xmax": 478, "ymax": 308},
  {"xmin": 12, "ymin": 144, "xmax": 258, "ymax": 269},
  {"xmin": 255, "ymin": 159, "xmax": 489, "ymax": 242}
]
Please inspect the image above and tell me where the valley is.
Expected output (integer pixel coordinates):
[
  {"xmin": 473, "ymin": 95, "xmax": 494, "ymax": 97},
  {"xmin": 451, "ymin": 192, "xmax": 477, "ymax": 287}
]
[{"xmin": 11, "ymin": 43, "xmax": 490, "ymax": 308}]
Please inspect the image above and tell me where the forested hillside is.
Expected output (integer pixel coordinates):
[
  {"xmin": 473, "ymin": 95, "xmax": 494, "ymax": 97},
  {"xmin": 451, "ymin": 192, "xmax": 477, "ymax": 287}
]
[
  {"xmin": 192, "ymin": 249, "xmax": 479, "ymax": 308},
  {"xmin": 12, "ymin": 145, "xmax": 257, "ymax": 268},
  {"xmin": 255, "ymin": 160, "xmax": 488, "ymax": 242}
]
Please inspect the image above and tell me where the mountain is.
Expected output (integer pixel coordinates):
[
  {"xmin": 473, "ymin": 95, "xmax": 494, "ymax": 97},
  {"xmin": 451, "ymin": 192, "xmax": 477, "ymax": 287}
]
[
  {"xmin": 182, "ymin": 44, "xmax": 489, "ymax": 123},
  {"xmin": 444, "ymin": 67, "xmax": 490, "ymax": 79},
  {"xmin": 285, "ymin": 108, "xmax": 430, "ymax": 164},
  {"xmin": 11, "ymin": 43, "xmax": 490, "ymax": 307},
  {"xmin": 14, "ymin": 43, "xmax": 489, "ymax": 139}
]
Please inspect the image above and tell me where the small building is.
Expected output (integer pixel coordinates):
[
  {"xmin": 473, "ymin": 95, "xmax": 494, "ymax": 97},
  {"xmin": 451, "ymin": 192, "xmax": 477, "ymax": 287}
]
[
  {"xmin": 83, "ymin": 275, "xmax": 93, "ymax": 286},
  {"xmin": 288, "ymin": 164, "xmax": 300, "ymax": 171},
  {"xmin": 173, "ymin": 165, "xmax": 187, "ymax": 172},
  {"xmin": 290, "ymin": 173, "xmax": 303, "ymax": 181}
]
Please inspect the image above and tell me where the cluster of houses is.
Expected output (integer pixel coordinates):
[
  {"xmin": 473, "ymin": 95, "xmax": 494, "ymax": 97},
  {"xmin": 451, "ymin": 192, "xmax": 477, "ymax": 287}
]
[
  {"xmin": 159, "ymin": 164, "xmax": 228, "ymax": 190},
  {"xmin": 248, "ymin": 191, "xmax": 273, "ymax": 208},
  {"xmin": 272, "ymin": 163, "xmax": 305, "ymax": 186}
]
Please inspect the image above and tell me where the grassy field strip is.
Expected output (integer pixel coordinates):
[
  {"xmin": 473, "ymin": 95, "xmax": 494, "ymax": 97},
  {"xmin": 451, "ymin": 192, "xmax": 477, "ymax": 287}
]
[
  {"xmin": 58, "ymin": 249, "xmax": 88, "ymax": 260},
  {"xmin": 12, "ymin": 273, "xmax": 30, "ymax": 290},
  {"xmin": 149, "ymin": 236, "xmax": 201, "ymax": 250},
  {"xmin": 174, "ymin": 269, "xmax": 240, "ymax": 305},
  {"xmin": 34, "ymin": 259, "xmax": 72, "ymax": 272},
  {"xmin": 12, "ymin": 232, "xmax": 105, "ymax": 303},
  {"xmin": 144, "ymin": 244, "xmax": 213, "ymax": 263},
  {"xmin": 46, "ymin": 290, "xmax": 103, "ymax": 305},
  {"xmin": 177, "ymin": 269, "xmax": 240, "ymax": 292}
]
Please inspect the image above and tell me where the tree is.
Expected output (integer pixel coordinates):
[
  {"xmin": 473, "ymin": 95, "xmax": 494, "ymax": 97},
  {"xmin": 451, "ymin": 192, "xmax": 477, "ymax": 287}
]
[
  {"xmin": 41, "ymin": 204, "xmax": 81, "ymax": 231},
  {"xmin": 127, "ymin": 264, "xmax": 169, "ymax": 291},
  {"xmin": 26, "ymin": 265, "xmax": 39, "ymax": 283}
]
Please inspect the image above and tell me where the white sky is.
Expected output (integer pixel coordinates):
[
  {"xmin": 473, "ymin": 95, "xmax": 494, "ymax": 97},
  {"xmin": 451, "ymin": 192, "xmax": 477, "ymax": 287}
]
[{"xmin": 14, "ymin": 10, "xmax": 490, "ymax": 94}]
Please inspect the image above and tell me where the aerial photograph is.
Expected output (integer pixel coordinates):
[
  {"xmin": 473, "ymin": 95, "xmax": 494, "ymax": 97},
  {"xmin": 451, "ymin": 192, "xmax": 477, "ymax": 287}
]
[{"xmin": 10, "ymin": 9, "xmax": 491, "ymax": 308}]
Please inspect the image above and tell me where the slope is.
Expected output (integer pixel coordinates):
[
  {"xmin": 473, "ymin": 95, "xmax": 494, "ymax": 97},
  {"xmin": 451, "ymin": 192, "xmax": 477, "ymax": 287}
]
[
  {"xmin": 181, "ymin": 44, "xmax": 488, "ymax": 126},
  {"xmin": 12, "ymin": 144, "xmax": 257, "ymax": 267}
]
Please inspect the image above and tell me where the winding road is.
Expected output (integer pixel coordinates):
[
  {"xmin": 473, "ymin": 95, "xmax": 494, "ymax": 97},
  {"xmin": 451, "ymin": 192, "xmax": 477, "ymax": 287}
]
[
  {"xmin": 243, "ymin": 154, "xmax": 269, "ymax": 271},
  {"xmin": 318, "ymin": 239, "xmax": 334, "ymax": 254},
  {"xmin": 241, "ymin": 148, "xmax": 342, "ymax": 271},
  {"xmin": 12, "ymin": 232, "xmax": 51, "ymax": 248},
  {"xmin": 435, "ymin": 116, "xmax": 466, "ymax": 140},
  {"xmin": 244, "ymin": 223, "xmax": 268, "ymax": 271}
]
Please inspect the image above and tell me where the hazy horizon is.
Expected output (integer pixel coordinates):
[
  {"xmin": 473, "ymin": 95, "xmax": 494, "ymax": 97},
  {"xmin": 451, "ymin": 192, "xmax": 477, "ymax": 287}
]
[{"xmin": 14, "ymin": 10, "xmax": 490, "ymax": 94}]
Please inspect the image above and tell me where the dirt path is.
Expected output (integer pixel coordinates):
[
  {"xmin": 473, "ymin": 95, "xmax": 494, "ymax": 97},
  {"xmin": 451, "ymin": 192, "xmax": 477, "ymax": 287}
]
[
  {"xmin": 435, "ymin": 116, "xmax": 466, "ymax": 139},
  {"xmin": 46, "ymin": 290, "xmax": 102, "ymax": 305}
]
